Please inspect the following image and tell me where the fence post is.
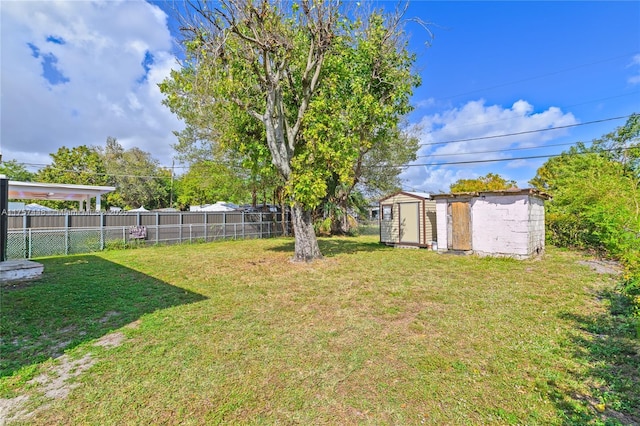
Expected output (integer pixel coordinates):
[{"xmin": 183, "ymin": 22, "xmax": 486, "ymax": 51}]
[
  {"xmin": 123, "ymin": 226, "xmax": 126, "ymax": 245},
  {"xmin": 22, "ymin": 212, "xmax": 28, "ymax": 258},
  {"xmin": 28, "ymin": 228, "xmax": 32, "ymax": 259},
  {"xmin": 65, "ymin": 212, "xmax": 69, "ymax": 255},
  {"xmin": 100, "ymin": 211, "xmax": 105, "ymax": 250},
  {"xmin": 242, "ymin": 211, "xmax": 245, "ymax": 239},
  {"xmin": 189, "ymin": 224, "xmax": 192, "ymax": 243},
  {"xmin": 223, "ymin": 213, "xmax": 226, "ymax": 239},
  {"xmin": 156, "ymin": 212, "xmax": 159, "ymax": 244},
  {"xmin": 179, "ymin": 212, "xmax": 183, "ymax": 243},
  {"xmin": 204, "ymin": 213, "xmax": 208, "ymax": 242},
  {"xmin": 23, "ymin": 215, "xmax": 27, "ymax": 259}
]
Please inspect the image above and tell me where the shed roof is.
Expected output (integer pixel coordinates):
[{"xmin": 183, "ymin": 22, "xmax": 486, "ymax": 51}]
[
  {"xmin": 379, "ymin": 191, "xmax": 431, "ymax": 202},
  {"xmin": 431, "ymin": 188, "xmax": 550, "ymax": 200},
  {"xmin": 8, "ymin": 181, "xmax": 116, "ymax": 202}
]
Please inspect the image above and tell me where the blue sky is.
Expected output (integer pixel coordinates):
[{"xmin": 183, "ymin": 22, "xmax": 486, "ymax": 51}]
[{"xmin": 1, "ymin": 1, "xmax": 638, "ymax": 193}]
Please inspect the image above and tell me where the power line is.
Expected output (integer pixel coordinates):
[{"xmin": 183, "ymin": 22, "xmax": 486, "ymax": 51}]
[
  {"xmin": 8, "ymin": 113, "xmax": 637, "ymax": 178},
  {"xmin": 10, "ymin": 145, "xmax": 634, "ymax": 180},
  {"xmin": 564, "ymin": 91, "xmax": 640, "ymax": 110},
  {"xmin": 418, "ymin": 141, "xmax": 582, "ymax": 158},
  {"xmin": 418, "ymin": 115, "xmax": 631, "ymax": 147},
  {"xmin": 413, "ymin": 92, "xmax": 638, "ymax": 136},
  {"xmin": 393, "ymin": 146, "xmax": 635, "ymax": 168},
  {"xmin": 404, "ymin": 153, "xmax": 563, "ymax": 167}
]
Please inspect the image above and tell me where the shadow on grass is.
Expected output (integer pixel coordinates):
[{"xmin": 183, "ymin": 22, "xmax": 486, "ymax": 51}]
[
  {"xmin": 0, "ymin": 255, "xmax": 206, "ymax": 378},
  {"xmin": 552, "ymin": 290, "xmax": 640, "ymax": 425},
  {"xmin": 268, "ymin": 236, "xmax": 391, "ymax": 257}
]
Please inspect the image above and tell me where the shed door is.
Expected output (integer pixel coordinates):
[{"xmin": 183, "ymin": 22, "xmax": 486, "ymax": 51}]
[
  {"xmin": 399, "ymin": 202, "xmax": 420, "ymax": 244},
  {"xmin": 450, "ymin": 201, "xmax": 471, "ymax": 250}
]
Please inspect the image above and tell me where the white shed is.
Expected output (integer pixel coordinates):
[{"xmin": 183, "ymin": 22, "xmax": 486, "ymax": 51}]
[{"xmin": 432, "ymin": 188, "xmax": 549, "ymax": 259}]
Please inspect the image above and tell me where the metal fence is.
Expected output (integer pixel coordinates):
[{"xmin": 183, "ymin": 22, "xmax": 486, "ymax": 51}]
[{"xmin": 6, "ymin": 211, "xmax": 290, "ymax": 260}]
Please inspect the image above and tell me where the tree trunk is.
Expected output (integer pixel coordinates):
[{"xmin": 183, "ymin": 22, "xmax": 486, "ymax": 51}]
[
  {"xmin": 330, "ymin": 209, "xmax": 350, "ymax": 235},
  {"xmin": 330, "ymin": 193, "xmax": 351, "ymax": 235},
  {"xmin": 290, "ymin": 203, "xmax": 322, "ymax": 262}
]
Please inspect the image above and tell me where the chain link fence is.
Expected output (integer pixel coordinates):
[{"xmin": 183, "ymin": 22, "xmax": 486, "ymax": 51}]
[
  {"xmin": 356, "ymin": 219, "xmax": 380, "ymax": 236},
  {"xmin": 7, "ymin": 212, "xmax": 290, "ymax": 260}
]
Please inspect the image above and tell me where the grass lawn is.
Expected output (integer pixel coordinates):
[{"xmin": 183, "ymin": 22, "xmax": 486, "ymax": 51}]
[{"xmin": 1, "ymin": 235, "xmax": 638, "ymax": 425}]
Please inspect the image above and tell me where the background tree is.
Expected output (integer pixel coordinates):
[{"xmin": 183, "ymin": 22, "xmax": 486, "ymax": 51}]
[
  {"xmin": 591, "ymin": 113, "xmax": 640, "ymax": 175},
  {"xmin": 36, "ymin": 145, "xmax": 109, "ymax": 209},
  {"xmin": 169, "ymin": 104, "xmax": 283, "ymax": 209},
  {"xmin": 450, "ymin": 173, "xmax": 517, "ymax": 193},
  {"xmin": 161, "ymin": 1, "xmax": 420, "ymax": 260},
  {"xmin": 0, "ymin": 160, "xmax": 34, "ymax": 182},
  {"xmin": 37, "ymin": 145, "xmax": 108, "ymax": 186},
  {"xmin": 175, "ymin": 160, "xmax": 250, "ymax": 207},
  {"xmin": 100, "ymin": 137, "xmax": 171, "ymax": 210},
  {"xmin": 530, "ymin": 114, "xmax": 640, "ymax": 320}
]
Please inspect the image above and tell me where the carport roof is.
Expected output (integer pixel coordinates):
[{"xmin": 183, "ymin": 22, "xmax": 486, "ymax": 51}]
[{"xmin": 8, "ymin": 181, "xmax": 115, "ymax": 202}]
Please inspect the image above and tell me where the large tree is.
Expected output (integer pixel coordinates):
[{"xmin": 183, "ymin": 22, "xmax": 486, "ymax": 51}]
[
  {"xmin": 161, "ymin": 0, "xmax": 419, "ymax": 260},
  {"xmin": 100, "ymin": 137, "xmax": 171, "ymax": 210},
  {"xmin": 300, "ymin": 12, "xmax": 420, "ymax": 234}
]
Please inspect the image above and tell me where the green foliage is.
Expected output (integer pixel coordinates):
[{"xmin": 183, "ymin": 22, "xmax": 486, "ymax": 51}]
[
  {"xmin": 159, "ymin": 2, "xmax": 420, "ymax": 253},
  {"xmin": 37, "ymin": 145, "xmax": 108, "ymax": 186},
  {"xmin": 0, "ymin": 160, "xmax": 34, "ymax": 182},
  {"xmin": 297, "ymin": 11, "xmax": 420, "ymax": 231},
  {"xmin": 100, "ymin": 137, "xmax": 172, "ymax": 210},
  {"xmin": 36, "ymin": 145, "xmax": 110, "ymax": 209},
  {"xmin": 450, "ymin": 172, "xmax": 518, "ymax": 192},
  {"xmin": 175, "ymin": 160, "xmax": 250, "ymax": 207},
  {"xmin": 531, "ymin": 114, "xmax": 640, "ymax": 326},
  {"xmin": 313, "ymin": 216, "xmax": 333, "ymax": 236},
  {"xmin": 160, "ymin": 63, "xmax": 281, "ymax": 208}
]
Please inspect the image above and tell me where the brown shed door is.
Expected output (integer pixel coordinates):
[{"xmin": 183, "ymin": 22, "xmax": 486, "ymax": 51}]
[{"xmin": 451, "ymin": 202, "xmax": 471, "ymax": 250}]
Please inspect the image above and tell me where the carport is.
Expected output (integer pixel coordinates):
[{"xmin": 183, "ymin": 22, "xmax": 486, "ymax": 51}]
[{"xmin": 7, "ymin": 180, "xmax": 115, "ymax": 211}]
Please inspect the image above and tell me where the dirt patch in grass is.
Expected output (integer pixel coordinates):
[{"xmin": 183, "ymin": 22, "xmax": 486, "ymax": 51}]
[
  {"xmin": 1, "ymin": 331, "xmax": 127, "ymax": 425},
  {"xmin": 577, "ymin": 259, "xmax": 623, "ymax": 275},
  {"xmin": 0, "ymin": 354, "xmax": 94, "ymax": 424},
  {"xmin": 93, "ymin": 332, "xmax": 125, "ymax": 348}
]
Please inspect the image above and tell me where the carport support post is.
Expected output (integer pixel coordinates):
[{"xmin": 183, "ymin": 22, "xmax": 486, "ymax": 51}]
[{"xmin": 1, "ymin": 176, "xmax": 8, "ymax": 261}]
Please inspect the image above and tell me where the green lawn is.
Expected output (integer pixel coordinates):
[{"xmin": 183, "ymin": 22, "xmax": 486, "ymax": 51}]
[{"xmin": 1, "ymin": 236, "xmax": 638, "ymax": 425}]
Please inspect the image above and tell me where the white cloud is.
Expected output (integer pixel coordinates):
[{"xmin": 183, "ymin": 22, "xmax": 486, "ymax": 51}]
[
  {"xmin": 0, "ymin": 0, "xmax": 183, "ymax": 170},
  {"xmin": 414, "ymin": 97, "xmax": 437, "ymax": 109},
  {"xmin": 402, "ymin": 99, "xmax": 578, "ymax": 192}
]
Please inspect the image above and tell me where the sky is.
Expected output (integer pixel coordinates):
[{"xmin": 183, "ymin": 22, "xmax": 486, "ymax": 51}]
[{"xmin": 1, "ymin": 0, "xmax": 639, "ymax": 193}]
